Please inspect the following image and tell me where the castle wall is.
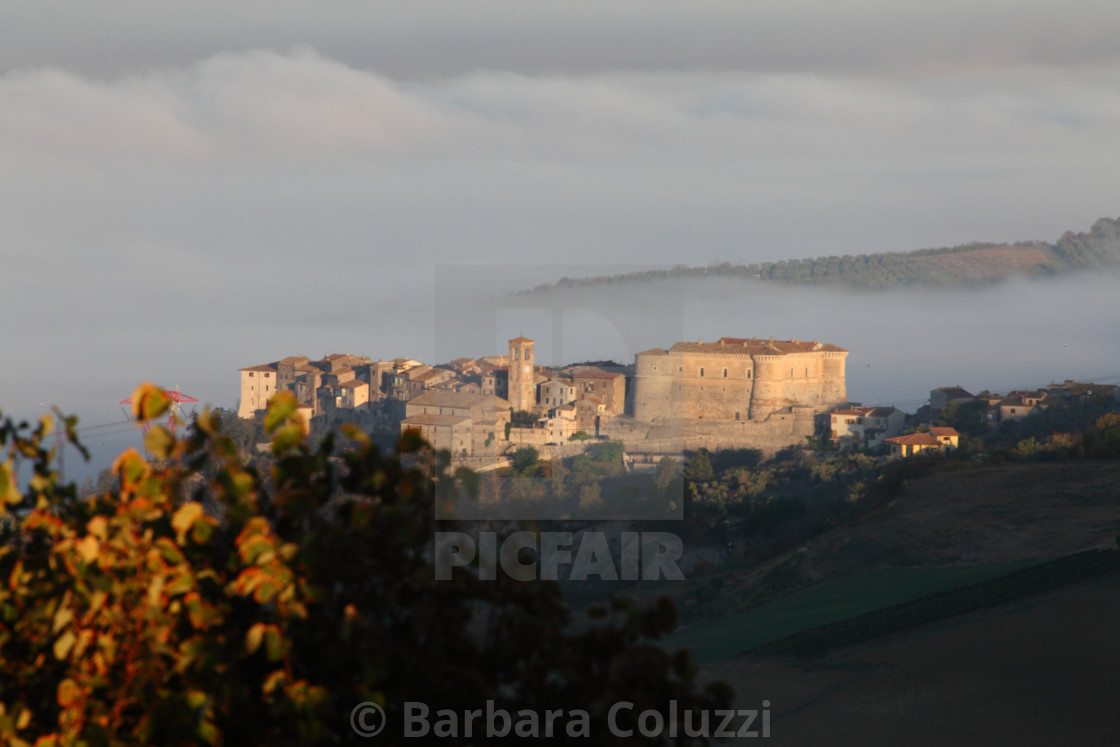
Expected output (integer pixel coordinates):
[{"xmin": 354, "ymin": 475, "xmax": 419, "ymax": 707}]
[
  {"xmin": 632, "ymin": 350, "xmax": 675, "ymax": 422},
  {"xmin": 627, "ymin": 339, "xmax": 847, "ymax": 454}
]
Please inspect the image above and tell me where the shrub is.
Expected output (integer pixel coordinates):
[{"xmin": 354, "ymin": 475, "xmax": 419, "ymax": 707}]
[{"xmin": 0, "ymin": 387, "xmax": 730, "ymax": 745}]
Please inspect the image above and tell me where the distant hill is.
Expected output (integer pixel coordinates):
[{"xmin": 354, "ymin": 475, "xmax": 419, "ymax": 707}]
[{"xmin": 529, "ymin": 216, "xmax": 1120, "ymax": 292}]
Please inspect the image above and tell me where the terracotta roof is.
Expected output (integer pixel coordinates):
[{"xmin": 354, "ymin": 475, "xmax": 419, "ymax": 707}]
[
  {"xmin": 340, "ymin": 380, "xmax": 366, "ymax": 389},
  {"xmin": 241, "ymin": 363, "xmax": 277, "ymax": 372},
  {"xmin": 928, "ymin": 427, "xmax": 959, "ymax": 437},
  {"xmin": 885, "ymin": 432, "xmax": 941, "ymax": 446},
  {"xmin": 832, "ymin": 407, "xmax": 872, "ymax": 416},
  {"xmin": 670, "ymin": 337, "xmax": 846, "ymax": 356},
  {"xmin": 508, "ymin": 336, "xmax": 534, "ymax": 344},
  {"xmin": 637, "ymin": 348, "xmax": 669, "ymax": 356}
]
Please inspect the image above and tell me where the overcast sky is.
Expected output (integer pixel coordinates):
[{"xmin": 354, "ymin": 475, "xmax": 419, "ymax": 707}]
[{"xmin": 2, "ymin": 1, "xmax": 1119, "ymax": 475}]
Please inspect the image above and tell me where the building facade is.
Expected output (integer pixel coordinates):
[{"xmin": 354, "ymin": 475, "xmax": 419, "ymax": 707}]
[{"xmin": 632, "ymin": 338, "xmax": 848, "ymax": 423}]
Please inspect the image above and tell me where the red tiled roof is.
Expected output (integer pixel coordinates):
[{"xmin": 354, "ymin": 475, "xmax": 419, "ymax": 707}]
[
  {"xmin": 928, "ymin": 427, "xmax": 959, "ymax": 437},
  {"xmin": 241, "ymin": 363, "xmax": 277, "ymax": 372},
  {"xmin": 671, "ymin": 338, "xmax": 846, "ymax": 356},
  {"xmin": 885, "ymin": 432, "xmax": 941, "ymax": 446},
  {"xmin": 832, "ymin": 407, "xmax": 872, "ymax": 416}
]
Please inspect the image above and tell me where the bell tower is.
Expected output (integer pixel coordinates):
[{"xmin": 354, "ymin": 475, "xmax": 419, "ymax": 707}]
[{"xmin": 508, "ymin": 337, "xmax": 535, "ymax": 412}]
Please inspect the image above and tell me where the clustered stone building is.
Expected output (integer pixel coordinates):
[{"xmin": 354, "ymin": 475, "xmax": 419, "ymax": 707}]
[{"xmin": 239, "ymin": 335, "xmax": 851, "ymax": 461}]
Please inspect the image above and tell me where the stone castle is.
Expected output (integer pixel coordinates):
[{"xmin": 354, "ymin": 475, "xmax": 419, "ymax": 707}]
[{"xmin": 617, "ymin": 337, "xmax": 848, "ymax": 455}]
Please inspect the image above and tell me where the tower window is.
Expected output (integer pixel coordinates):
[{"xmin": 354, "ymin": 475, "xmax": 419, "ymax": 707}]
[
  {"xmin": 699, "ymin": 367, "xmax": 705, "ymax": 377},
  {"xmin": 723, "ymin": 368, "xmax": 728, "ymax": 377}
]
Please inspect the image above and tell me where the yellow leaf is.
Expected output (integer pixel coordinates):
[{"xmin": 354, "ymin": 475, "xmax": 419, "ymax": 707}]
[
  {"xmin": 0, "ymin": 460, "xmax": 21, "ymax": 505},
  {"xmin": 16, "ymin": 705, "xmax": 31, "ymax": 730},
  {"xmin": 195, "ymin": 407, "xmax": 217, "ymax": 435},
  {"xmin": 52, "ymin": 605, "xmax": 74, "ymax": 634},
  {"xmin": 75, "ymin": 536, "xmax": 100, "ymax": 564},
  {"xmin": 86, "ymin": 516, "xmax": 108, "ymax": 540},
  {"xmin": 246, "ymin": 623, "xmax": 266, "ymax": 654},
  {"xmin": 172, "ymin": 502, "xmax": 205, "ymax": 540},
  {"xmin": 54, "ymin": 630, "xmax": 76, "ymax": 660}
]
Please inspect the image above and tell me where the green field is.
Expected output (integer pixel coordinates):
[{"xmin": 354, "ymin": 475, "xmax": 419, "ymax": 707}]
[{"xmin": 663, "ymin": 560, "xmax": 1042, "ymax": 664}]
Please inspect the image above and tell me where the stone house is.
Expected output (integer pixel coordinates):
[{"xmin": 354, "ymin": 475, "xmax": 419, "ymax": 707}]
[{"xmin": 884, "ymin": 426, "xmax": 959, "ymax": 457}]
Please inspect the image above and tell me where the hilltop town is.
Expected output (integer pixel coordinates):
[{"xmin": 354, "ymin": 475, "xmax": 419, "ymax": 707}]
[
  {"xmin": 238, "ymin": 337, "xmax": 1119, "ymax": 467},
  {"xmin": 238, "ymin": 336, "xmax": 849, "ymax": 466}
]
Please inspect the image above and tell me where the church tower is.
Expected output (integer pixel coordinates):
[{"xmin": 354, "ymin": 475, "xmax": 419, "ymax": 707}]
[{"xmin": 508, "ymin": 337, "xmax": 535, "ymax": 412}]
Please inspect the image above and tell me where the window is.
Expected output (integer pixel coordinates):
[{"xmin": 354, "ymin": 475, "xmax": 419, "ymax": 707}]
[
  {"xmin": 747, "ymin": 370, "xmax": 751, "ymax": 379},
  {"xmin": 723, "ymin": 368, "xmax": 728, "ymax": 378},
  {"xmin": 678, "ymin": 366, "xmax": 683, "ymax": 374},
  {"xmin": 790, "ymin": 368, "xmax": 794, "ymax": 378},
  {"xmin": 805, "ymin": 367, "xmax": 808, "ymax": 377},
  {"xmin": 248, "ymin": 372, "xmax": 254, "ymax": 377},
  {"xmin": 524, "ymin": 347, "xmax": 531, "ymax": 360},
  {"xmin": 699, "ymin": 367, "xmax": 705, "ymax": 377},
  {"xmin": 513, "ymin": 348, "xmax": 518, "ymax": 360}
]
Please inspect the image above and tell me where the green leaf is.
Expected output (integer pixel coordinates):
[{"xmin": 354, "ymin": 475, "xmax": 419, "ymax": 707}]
[
  {"xmin": 264, "ymin": 626, "xmax": 284, "ymax": 661},
  {"xmin": 144, "ymin": 426, "xmax": 175, "ymax": 460},
  {"xmin": 264, "ymin": 392, "xmax": 298, "ymax": 435},
  {"xmin": 131, "ymin": 383, "xmax": 171, "ymax": 421},
  {"xmin": 191, "ymin": 520, "xmax": 213, "ymax": 544},
  {"xmin": 270, "ymin": 424, "xmax": 303, "ymax": 455},
  {"xmin": 155, "ymin": 538, "xmax": 185, "ymax": 565},
  {"xmin": 166, "ymin": 571, "xmax": 194, "ymax": 596}
]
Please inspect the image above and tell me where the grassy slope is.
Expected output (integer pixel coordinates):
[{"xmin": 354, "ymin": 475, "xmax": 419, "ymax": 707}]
[
  {"xmin": 664, "ymin": 560, "xmax": 1038, "ymax": 665},
  {"xmin": 663, "ymin": 460, "xmax": 1120, "ymax": 665}
]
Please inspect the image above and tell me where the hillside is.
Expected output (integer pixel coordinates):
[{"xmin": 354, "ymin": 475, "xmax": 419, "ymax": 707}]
[
  {"xmin": 682, "ymin": 459, "xmax": 1120, "ymax": 743},
  {"xmin": 661, "ymin": 460, "xmax": 1120, "ymax": 662},
  {"xmin": 708, "ymin": 572, "xmax": 1120, "ymax": 746},
  {"xmin": 529, "ymin": 215, "xmax": 1120, "ymax": 292}
]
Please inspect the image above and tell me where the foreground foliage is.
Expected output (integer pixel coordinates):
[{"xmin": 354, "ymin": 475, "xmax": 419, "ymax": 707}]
[{"xmin": 0, "ymin": 387, "xmax": 729, "ymax": 746}]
